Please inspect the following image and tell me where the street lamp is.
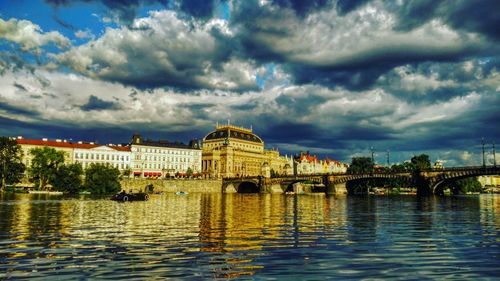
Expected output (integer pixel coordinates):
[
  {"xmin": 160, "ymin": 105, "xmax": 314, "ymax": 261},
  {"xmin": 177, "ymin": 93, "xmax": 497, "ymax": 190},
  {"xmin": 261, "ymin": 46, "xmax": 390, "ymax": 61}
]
[
  {"xmin": 481, "ymin": 138, "xmax": 486, "ymax": 168},
  {"xmin": 370, "ymin": 146, "xmax": 374, "ymax": 166},
  {"xmin": 493, "ymin": 141, "xmax": 496, "ymax": 167}
]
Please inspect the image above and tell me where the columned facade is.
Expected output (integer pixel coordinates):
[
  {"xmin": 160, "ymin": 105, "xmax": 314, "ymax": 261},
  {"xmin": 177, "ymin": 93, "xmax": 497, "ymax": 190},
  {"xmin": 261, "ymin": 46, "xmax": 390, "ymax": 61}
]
[{"xmin": 202, "ymin": 124, "xmax": 290, "ymax": 178}]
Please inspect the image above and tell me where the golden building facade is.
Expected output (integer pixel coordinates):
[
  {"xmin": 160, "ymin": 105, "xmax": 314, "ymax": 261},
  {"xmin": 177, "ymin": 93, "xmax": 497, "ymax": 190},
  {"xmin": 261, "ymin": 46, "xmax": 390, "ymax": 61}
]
[{"xmin": 201, "ymin": 124, "xmax": 290, "ymax": 178}]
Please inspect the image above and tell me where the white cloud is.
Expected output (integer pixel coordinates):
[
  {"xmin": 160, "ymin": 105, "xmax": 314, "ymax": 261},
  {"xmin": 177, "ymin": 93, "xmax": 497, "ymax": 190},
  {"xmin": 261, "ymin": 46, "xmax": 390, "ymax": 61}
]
[
  {"xmin": 236, "ymin": 1, "xmax": 484, "ymax": 67},
  {"xmin": 54, "ymin": 10, "xmax": 258, "ymax": 91},
  {"xmin": 0, "ymin": 17, "xmax": 70, "ymax": 54}
]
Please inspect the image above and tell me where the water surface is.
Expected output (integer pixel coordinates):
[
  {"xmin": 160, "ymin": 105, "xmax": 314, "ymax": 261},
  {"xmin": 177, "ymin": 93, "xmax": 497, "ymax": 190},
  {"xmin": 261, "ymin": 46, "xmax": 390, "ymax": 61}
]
[{"xmin": 1, "ymin": 193, "xmax": 499, "ymax": 280}]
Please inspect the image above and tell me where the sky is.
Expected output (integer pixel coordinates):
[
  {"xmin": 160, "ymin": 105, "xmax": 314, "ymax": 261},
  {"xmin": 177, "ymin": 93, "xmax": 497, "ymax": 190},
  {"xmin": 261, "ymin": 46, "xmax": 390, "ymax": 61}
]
[{"xmin": 0, "ymin": 0, "xmax": 499, "ymax": 166}]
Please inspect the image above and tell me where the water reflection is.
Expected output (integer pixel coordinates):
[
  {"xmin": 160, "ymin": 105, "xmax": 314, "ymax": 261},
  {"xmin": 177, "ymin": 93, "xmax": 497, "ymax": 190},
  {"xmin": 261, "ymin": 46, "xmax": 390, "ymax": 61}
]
[{"xmin": 0, "ymin": 194, "xmax": 499, "ymax": 279}]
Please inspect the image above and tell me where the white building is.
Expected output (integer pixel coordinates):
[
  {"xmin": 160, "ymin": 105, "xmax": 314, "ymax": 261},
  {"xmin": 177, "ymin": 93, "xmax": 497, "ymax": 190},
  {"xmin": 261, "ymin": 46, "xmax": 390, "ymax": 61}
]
[
  {"xmin": 73, "ymin": 143, "xmax": 131, "ymax": 172},
  {"xmin": 130, "ymin": 134, "xmax": 202, "ymax": 178}
]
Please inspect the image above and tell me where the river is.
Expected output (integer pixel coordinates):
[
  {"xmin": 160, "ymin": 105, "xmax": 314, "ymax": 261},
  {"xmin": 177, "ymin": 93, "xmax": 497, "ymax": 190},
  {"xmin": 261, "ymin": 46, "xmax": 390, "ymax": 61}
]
[{"xmin": 0, "ymin": 193, "xmax": 499, "ymax": 280}]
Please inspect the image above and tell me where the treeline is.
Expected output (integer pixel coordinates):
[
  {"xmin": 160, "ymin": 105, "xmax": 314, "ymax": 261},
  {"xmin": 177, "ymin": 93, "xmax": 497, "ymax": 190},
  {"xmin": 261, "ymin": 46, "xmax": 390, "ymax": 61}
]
[
  {"xmin": 347, "ymin": 154, "xmax": 483, "ymax": 194},
  {"xmin": 0, "ymin": 137, "xmax": 121, "ymax": 194}
]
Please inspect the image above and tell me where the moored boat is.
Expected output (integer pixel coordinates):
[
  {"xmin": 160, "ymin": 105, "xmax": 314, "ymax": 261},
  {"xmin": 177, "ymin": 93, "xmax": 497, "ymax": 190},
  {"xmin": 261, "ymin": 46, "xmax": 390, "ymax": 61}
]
[{"xmin": 110, "ymin": 192, "xmax": 149, "ymax": 202}]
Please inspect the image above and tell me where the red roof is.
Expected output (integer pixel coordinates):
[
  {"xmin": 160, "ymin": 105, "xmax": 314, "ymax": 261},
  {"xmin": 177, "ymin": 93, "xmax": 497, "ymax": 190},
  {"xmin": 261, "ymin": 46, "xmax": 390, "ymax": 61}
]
[
  {"xmin": 300, "ymin": 154, "xmax": 318, "ymax": 162},
  {"xmin": 16, "ymin": 139, "xmax": 131, "ymax": 151}
]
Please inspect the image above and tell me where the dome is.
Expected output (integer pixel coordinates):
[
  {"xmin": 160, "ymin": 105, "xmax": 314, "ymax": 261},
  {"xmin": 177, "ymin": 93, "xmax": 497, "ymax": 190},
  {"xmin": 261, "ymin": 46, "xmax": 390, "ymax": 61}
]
[{"xmin": 204, "ymin": 126, "xmax": 263, "ymax": 144}]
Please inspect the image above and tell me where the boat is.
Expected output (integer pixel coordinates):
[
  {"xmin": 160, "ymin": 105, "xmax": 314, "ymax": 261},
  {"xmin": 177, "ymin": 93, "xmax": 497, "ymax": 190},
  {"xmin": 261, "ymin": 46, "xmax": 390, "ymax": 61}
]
[
  {"xmin": 110, "ymin": 192, "xmax": 149, "ymax": 202},
  {"xmin": 28, "ymin": 190, "xmax": 63, "ymax": 195},
  {"xmin": 175, "ymin": 191, "xmax": 189, "ymax": 195}
]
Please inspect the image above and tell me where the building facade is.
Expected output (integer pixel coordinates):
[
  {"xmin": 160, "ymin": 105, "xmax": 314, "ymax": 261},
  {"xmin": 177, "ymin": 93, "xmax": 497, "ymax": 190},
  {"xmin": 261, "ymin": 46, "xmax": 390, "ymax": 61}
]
[
  {"xmin": 17, "ymin": 137, "xmax": 76, "ymax": 168},
  {"xmin": 73, "ymin": 144, "xmax": 131, "ymax": 171},
  {"xmin": 16, "ymin": 137, "xmax": 132, "ymax": 173},
  {"xmin": 202, "ymin": 124, "xmax": 290, "ymax": 178},
  {"xmin": 294, "ymin": 151, "xmax": 348, "ymax": 175},
  {"xmin": 130, "ymin": 134, "xmax": 202, "ymax": 178}
]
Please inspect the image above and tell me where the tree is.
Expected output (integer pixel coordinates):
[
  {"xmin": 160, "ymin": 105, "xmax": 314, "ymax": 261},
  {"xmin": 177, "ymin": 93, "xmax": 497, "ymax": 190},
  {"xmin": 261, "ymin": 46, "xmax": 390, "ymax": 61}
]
[
  {"xmin": 348, "ymin": 157, "xmax": 374, "ymax": 174},
  {"xmin": 410, "ymin": 154, "xmax": 431, "ymax": 171},
  {"xmin": 29, "ymin": 147, "xmax": 65, "ymax": 190},
  {"xmin": 0, "ymin": 137, "xmax": 25, "ymax": 191},
  {"xmin": 84, "ymin": 163, "xmax": 121, "ymax": 194},
  {"xmin": 186, "ymin": 167, "xmax": 193, "ymax": 178},
  {"xmin": 449, "ymin": 177, "xmax": 483, "ymax": 194},
  {"xmin": 52, "ymin": 163, "xmax": 83, "ymax": 194},
  {"xmin": 122, "ymin": 167, "xmax": 132, "ymax": 179}
]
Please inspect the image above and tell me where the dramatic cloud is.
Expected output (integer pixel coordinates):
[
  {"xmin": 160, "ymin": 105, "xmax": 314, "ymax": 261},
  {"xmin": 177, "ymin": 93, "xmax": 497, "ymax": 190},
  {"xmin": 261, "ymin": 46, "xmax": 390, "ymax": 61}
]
[
  {"xmin": 0, "ymin": 17, "xmax": 70, "ymax": 54},
  {"xmin": 232, "ymin": 0, "xmax": 490, "ymax": 89},
  {"xmin": 0, "ymin": 0, "xmax": 498, "ymax": 166},
  {"xmin": 54, "ymin": 11, "xmax": 260, "ymax": 91}
]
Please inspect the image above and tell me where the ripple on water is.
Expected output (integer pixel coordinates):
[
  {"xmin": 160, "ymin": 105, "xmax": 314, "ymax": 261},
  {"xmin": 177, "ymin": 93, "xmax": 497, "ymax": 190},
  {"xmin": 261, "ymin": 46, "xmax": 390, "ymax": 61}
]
[{"xmin": 0, "ymin": 194, "xmax": 499, "ymax": 279}]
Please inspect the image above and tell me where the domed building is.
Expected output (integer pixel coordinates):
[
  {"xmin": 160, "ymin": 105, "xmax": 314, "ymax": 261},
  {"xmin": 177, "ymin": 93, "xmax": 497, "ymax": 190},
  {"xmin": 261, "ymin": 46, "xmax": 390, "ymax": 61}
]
[{"xmin": 202, "ymin": 123, "xmax": 291, "ymax": 178}]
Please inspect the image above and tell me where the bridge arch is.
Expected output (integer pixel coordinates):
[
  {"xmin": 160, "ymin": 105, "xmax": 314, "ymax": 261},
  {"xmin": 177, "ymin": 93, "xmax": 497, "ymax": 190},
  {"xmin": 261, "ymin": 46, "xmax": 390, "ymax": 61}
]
[
  {"xmin": 282, "ymin": 179, "xmax": 324, "ymax": 193},
  {"xmin": 222, "ymin": 179, "xmax": 261, "ymax": 193},
  {"xmin": 237, "ymin": 181, "xmax": 260, "ymax": 193},
  {"xmin": 430, "ymin": 168, "xmax": 500, "ymax": 195}
]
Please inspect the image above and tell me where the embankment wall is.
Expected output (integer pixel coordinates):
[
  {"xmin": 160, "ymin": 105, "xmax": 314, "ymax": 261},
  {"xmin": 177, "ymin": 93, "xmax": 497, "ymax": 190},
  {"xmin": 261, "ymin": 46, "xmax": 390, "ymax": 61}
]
[{"xmin": 120, "ymin": 179, "xmax": 222, "ymax": 193}]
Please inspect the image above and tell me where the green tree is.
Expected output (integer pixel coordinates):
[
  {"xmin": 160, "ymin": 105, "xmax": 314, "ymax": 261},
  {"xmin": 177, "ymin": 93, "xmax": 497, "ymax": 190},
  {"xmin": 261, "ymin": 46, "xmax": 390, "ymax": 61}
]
[
  {"xmin": 0, "ymin": 137, "xmax": 25, "ymax": 191},
  {"xmin": 410, "ymin": 154, "xmax": 431, "ymax": 171},
  {"xmin": 349, "ymin": 157, "xmax": 374, "ymax": 174},
  {"xmin": 122, "ymin": 167, "xmax": 132, "ymax": 178},
  {"xmin": 52, "ymin": 163, "xmax": 83, "ymax": 194},
  {"xmin": 29, "ymin": 147, "xmax": 65, "ymax": 190},
  {"xmin": 449, "ymin": 177, "xmax": 483, "ymax": 194},
  {"xmin": 84, "ymin": 163, "xmax": 121, "ymax": 194},
  {"xmin": 186, "ymin": 167, "xmax": 193, "ymax": 178}
]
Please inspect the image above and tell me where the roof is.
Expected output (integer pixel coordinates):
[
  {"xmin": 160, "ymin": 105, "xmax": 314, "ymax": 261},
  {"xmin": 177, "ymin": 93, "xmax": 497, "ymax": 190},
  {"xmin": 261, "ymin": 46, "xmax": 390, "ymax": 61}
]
[
  {"xmin": 204, "ymin": 125, "xmax": 263, "ymax": 144},
  {"xmin": 16, "ymin": 139, "xmax": 131, "ymax": 152},
  {"xmin": 132, "ymin": 140, "xmax": 200, "ymax": 150}
]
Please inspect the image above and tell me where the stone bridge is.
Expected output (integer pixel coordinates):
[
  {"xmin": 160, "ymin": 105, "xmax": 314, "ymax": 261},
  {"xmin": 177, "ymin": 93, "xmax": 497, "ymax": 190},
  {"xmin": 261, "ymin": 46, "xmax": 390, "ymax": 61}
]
[
  {"xmin": 418, "ymin": 166, "xmax": 500, "ymax": 195},
  {"xmin": 221, "ymin": 166, "xmax": 500, "ymax": 195}
]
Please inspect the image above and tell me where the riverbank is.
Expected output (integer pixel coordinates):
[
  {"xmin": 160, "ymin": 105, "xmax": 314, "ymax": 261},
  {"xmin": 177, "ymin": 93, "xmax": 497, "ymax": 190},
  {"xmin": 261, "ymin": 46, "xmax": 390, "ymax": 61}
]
[{"xmin": 120, "ymin": 178, "xmax": 222, "ymax": 193}]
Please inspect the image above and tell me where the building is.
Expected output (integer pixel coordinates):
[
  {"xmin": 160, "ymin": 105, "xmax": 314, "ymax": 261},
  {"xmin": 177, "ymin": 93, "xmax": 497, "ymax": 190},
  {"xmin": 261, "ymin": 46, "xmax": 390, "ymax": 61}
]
[
  {"xmin": 201, "ymin": 123, "xmax": 290, "ymax": 178},
  {"xmin": 130, "ymin": 134, "xmax": 202, "ymax": 178},
  {"xmin": 17, "ymin": 137, "xmax": 76, "ymax": 168},
  {"xmin": 16, "ymin": 137, "xmax": 132, "ymax": 173},
  {"xmin": 73, "ymin": 143, "xmax": 131, "ymax": 171},
  {"xmin": 293, "ymin": 151, "xmax": 348, "ymax": 175}
]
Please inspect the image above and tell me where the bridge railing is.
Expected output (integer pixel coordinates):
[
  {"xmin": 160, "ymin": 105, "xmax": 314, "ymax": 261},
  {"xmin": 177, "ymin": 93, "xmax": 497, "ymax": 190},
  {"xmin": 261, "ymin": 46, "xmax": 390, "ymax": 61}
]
[{"xmin": 420, "ymin": 165, "xmax": 498, "ymax": 172}]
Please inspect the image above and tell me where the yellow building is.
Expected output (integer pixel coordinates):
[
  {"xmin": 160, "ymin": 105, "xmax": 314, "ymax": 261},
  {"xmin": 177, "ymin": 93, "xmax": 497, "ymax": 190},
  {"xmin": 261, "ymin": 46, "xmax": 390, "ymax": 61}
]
[
  {"xmin": 201, "ymin": 124, "xmax": 290, "ymax": 178},
  {"xmin": 16, "ymin": 137, "xmax": 75, "ymax": 168}
]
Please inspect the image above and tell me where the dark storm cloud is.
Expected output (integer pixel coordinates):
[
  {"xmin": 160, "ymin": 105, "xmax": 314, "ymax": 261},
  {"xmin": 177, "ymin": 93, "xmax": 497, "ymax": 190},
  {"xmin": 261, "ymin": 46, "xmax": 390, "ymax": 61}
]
[
  {"xmin": 13, "ymin": 82, "xmax": 27, "ymax": 91},
  {"xmin": 0, "ymin": 115, "xmax": 206, "ymax": 146},
  {"xmin": 336, "ymin": 0, "xmax": 371, "ymax": 14},
  {"xmin": 0, "ymin": 102, "xmax": 40, "ymax": 117},
  {"xmin": 179, "ymin": 0, "xmax": 214, "ymax": 19},
  {"xmin": 230, "ymin": 0, "xmax": 491, "ymax": 90},
  {"xmin": 80, "ymin": 95, "xmax": 122, "ymax": 111},
  {"xmin": 393, "ymin": 0, "xmax": 500, "ymax": 41},
  {"xmin": 271, "ymin": 0, "xmax": 331, "ymax": 17}
]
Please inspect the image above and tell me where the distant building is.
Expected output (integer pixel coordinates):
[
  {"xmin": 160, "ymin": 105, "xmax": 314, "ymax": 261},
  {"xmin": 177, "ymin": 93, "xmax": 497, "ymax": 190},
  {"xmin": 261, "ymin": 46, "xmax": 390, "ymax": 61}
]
[
  {"xmin": 293, "ymin": 151, "xmax": 348, "ymax": 175},
  {"xmin": 16, "ymin": 137, "xmax": 132, "ymax": 172},
  {"xmin": 16, "ymin": 137, "xmax": 75, "ymax": 168},
  {"xmin": 130, "ymin": 134, "xmax": 201, "ymax": 178},
  {"xmin": 73, "ymin": 143, "xmax": 131, "ymax": 171},
  {"xmin": 201, "ymin": 123, "xmax": 290, "ymax": 178}
]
